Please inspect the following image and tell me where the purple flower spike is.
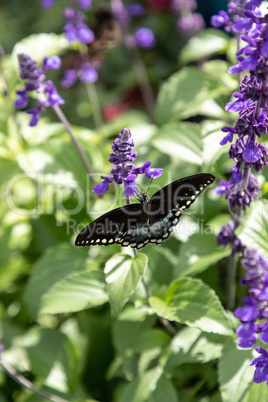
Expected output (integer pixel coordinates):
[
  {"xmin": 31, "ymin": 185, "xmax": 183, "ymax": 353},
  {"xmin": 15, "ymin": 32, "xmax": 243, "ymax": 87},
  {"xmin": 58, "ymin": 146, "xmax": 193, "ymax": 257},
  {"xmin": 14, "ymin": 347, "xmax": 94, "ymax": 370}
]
[
  {"xmin": 15, "ymin": 53, "xmax": 65, "ymax": 126},
  {"xmin": 135, "ymin": 28, "xmax": 156, "ymax": 49},
  {"xmin": 93, "ymin": 128, "xmax": 163, "ymax": 197}
]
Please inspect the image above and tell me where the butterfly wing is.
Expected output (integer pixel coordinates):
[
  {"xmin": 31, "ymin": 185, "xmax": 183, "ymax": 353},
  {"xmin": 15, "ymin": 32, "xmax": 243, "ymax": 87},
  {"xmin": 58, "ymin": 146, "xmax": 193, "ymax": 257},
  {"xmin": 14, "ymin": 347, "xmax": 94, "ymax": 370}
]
[
  {"xmin": 144, "ymin": 173, "xmax": 215, "ymax": 244},
  {"xmin": 75, "ymin": 203, "xmax": 149, "ymax": 248},
  {"xmin": 75, "ymin": 173, "xmax": 215, "ymax": 250}
]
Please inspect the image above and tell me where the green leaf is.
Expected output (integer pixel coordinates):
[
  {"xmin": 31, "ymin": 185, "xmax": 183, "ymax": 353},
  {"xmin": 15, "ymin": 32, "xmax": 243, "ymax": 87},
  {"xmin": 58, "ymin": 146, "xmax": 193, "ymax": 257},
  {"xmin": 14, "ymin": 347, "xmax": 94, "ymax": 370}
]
[
  {"xmin": 23, "ymin": 244, "xmax": 89, "ymax": 318},
  {"xmin": 180, "ymin": 29, "xmax": 230, "ymax": 64},
  {"xmin": 119, "ymin": 366, "xmax": 163, "ymax": 402},
  {"xmin": 156, "ymin": 67, "xmax": 220, "ymax": 125},
  {"xmin": 149, "ymin": 278, "xmax": 233, "ymax": 336},
  {"xmin": 238, "ymin": 200, "xmax": 268, "ymax": 258},
  {"xmin": 176, "ymin": 234, "xmax": 230, "ymax": 277},
  {"xmin": 243, "ymin": 381, "xmax": 268, "ymax": 402},
  {"xmin": 153, "ymin": 123, "xmax": 203, "ymax": 165},
  {"xmin": 153, "ymin": 121, "xmax": 226, "ymax": 169},
  {"xmin": 26, "ymin": 327, "xmax": 78, "ymax": 392},
  {"xmin": 105, "ymin": 253, "xmax": 148, "ymax": 316},
  {"xmin": 150, "ymin": 376, "xmax": 178, "ymax": 402},
  {"xmin": 132, "ymin": 329, "xmax": 170, "ymax": 353},
  {"xmin": 219, "ymin": 339, "xmax": 255, "ymax": 402},
  {"xmin": 162, "ymin": 326, "xmax": 228, "ymax": 369},
  {"xmin": 12, "ymin": 33, "xmax": 69, "ymax": 66},
  {"xmin": 0, "ymin": 158, "xmax": 21, "ymax": 189},
  {"xmin": 40, "ymin": 270, "xmax": 108, "ymax": 314}
]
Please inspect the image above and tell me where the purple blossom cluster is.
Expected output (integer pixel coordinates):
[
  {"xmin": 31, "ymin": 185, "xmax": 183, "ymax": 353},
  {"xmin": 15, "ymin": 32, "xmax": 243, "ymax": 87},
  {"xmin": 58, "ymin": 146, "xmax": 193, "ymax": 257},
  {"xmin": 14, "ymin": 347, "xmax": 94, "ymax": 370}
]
[
  {"xmin": 211, "ymin": 0, "xmax": 262, "ymax": 33},
  {"xmin": 93, "ymin": 127, "xmax": 163, "ymax": 196},
  {"xmin": 234, "ymin": 248, "xmax": 268, "ymax": 348},
  {"xmin": 63, "ymin": 8, "xmax": 94, "ymax": 45},
  {"xmin": 212, "ymin": 0, "xmax": 268, "ymax": 385},
  {"xmin": 213, "ymin": 2, "xmax": 268, "ymax": 211},
  {"xmin": 172, "ymin": 0, "xmax": 205, "ymax": 36},
  {"xmin": 14, "ymin": 54, "xmax": 64, "ymax": 126},
  {"xmin": 111, "ymin": 1, "xmax": 156, "ymax": 49}
]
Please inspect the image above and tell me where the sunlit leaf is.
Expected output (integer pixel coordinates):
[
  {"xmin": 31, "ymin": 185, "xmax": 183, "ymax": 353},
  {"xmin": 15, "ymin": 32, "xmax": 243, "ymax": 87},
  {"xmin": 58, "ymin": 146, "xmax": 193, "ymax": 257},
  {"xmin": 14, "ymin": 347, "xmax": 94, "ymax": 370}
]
[{"xmin": 149, "ymin": 278, "xmax": 233, "ymax": 336}]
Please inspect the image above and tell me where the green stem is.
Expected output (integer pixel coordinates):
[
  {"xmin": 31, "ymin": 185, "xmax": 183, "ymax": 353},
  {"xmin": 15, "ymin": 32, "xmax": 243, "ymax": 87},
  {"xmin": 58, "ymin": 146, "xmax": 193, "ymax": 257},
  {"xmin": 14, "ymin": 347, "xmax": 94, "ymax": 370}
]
[
  {"xmin": 130, "ymin": 46, "xmax": 155, "ymax": 122},
  {"xmin": 85, "ymin": 82, "xmax": 103, "ymax": 129},
  {"xmin": 52, "ymin": 105, "xmax": 96, "ymax": 185},
  {"xmin": 0, "ymin": 361, "xmax": 68, "ymax": 402}
]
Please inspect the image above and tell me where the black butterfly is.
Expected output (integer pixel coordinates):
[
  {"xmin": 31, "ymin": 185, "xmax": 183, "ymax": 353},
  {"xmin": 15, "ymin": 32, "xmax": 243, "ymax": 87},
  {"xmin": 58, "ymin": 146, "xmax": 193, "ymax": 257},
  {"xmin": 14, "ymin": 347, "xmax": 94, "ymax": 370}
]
[{"xmin": 75, "ymin": 173, "xmax": 215, "ymax": 250}]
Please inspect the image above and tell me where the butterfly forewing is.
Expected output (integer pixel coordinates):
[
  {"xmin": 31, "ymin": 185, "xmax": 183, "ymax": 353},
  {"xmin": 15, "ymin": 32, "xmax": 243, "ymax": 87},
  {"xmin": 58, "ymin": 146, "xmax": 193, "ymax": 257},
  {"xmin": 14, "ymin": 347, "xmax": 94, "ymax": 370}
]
[
  {"xmin": 75, "ymin": 173, "xmax": 215, "ymax": 249},
  {"xmin": 148, "ymin": 173, "xmax": 215, "ymax": 223}
]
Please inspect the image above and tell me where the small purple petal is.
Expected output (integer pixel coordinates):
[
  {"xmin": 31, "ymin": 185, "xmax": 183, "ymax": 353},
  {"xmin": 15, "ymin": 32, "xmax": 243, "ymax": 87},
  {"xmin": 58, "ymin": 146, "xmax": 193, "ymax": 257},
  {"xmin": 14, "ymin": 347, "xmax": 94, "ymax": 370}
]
[
  {"xmin": 92, "ymin": 180, "xmax": 109, "ymax": 195},
  {"xmin": 144, "ymin": 168, "xmax": 163, "ymax": 179},
  {"xmin": 27, "ymin": 109, "xmax": 41, "ymax": 127},
  {"xmin": 260, "ymin": 325, "xmax": 268, "ymax": 345},
  {"xmin": 243, "ymin": 141, "xmax": 261, "ymax": 163},
  {"xmin": 61, "ymin": 69, "xmax": 77, "ymax": 88},
  {"xmin": 41, "ymin": 0, "xmax": 56, "ymax": 8},
  {"xmin": 124, "ymin": 181, "xmax": 138, "ymax": 196},
  {"xmin": 220, "ymin": 132, "xmax": 234, "ymax": 145},
  {"xmin": 14, "ymin": 93, "xmax": 28, "ymax": 109},
  {"xmin": 80, "ymin": 66, "xmax": 98, "ymax": 83},
  {"xmin": 128, "ymin": 3, "xmax": 145, "ymax": 17},
  {"xmin": 77, "ymin": 0, "xmax": 92, "ymax": 10},
  {"xmin": 135, "ymin": 28, "xmax": 156, "ymax": 49},
  {"xmin": 43, "ymin": 55, "xmax": 62, "ymax": 70}
]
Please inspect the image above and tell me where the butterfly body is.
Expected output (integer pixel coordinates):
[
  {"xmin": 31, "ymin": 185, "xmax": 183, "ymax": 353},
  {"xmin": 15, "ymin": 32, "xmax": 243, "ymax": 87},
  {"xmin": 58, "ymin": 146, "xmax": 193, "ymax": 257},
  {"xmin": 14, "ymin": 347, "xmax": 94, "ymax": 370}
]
[{"xmin": 75, "ymin": 173, "xmax": 215, "ymax": 249}]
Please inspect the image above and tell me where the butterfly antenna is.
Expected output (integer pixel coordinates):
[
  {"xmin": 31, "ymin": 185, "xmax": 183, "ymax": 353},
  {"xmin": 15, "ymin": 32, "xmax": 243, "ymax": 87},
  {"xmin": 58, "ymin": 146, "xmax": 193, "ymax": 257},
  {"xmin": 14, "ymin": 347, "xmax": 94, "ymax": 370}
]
[{"xmin": 146, "ymin": 178, "xmax": 154, "ymax": 196}]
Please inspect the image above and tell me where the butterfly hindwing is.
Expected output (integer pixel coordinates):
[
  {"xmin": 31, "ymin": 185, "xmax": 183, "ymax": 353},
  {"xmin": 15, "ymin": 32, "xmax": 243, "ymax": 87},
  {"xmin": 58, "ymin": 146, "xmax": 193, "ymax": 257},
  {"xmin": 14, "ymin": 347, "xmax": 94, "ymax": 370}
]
[{"xmin": 75, "ymin": 203, "xmax": 147, "ymax": 247}]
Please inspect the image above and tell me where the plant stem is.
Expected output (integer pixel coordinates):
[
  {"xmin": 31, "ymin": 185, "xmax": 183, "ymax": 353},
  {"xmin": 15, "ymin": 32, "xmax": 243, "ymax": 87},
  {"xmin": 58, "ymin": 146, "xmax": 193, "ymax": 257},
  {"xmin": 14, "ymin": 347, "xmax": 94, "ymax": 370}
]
[
  {"xmin": 52, "ymin": 104, "xmax": 96, "ymax": 184},
  {"xmin": 0, "ymin": 361, "xmax": 68, "ymax": 402},
  {"xmin": 130, "ymin": 46, "xmax": 155, "ymax": 122},
  {"xmin": 85, "ymin": 82, "xmax": 103, "ymax": 129}
]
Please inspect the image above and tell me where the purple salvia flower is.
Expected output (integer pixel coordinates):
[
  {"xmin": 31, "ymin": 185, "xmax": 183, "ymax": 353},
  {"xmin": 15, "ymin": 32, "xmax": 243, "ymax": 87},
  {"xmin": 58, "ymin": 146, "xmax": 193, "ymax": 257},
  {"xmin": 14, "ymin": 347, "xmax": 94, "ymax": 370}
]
[
  {"xmin": 211, "ymin": 11, "xmax": 230, "ymax": 28},
  {"xmin": 93, "ymin": 128, "xmax": 163, "ymax": 196},
  {"xmin": 63, "ymin": 8, "xmax": 94, "ymax": 45},
  {"xmin": 250, "ymin": 347, "xmax": 268, "ymax": 384},
  {"xmin": 77, "ymin": 0, "xmax": 92, "ymax": 10},
  {"xmin": 41, "ymin": 0, "xmax": 56, "ymax": 9},
  {"xmin": 127, "ymin": 3, "xmax": 145, "ymax": 17},
  {"xmin": 134, "ymin": 28, "xmax": 156, "ymax": 49},
  {"xmin": 243, "ymin": 140, "xmax": 261, "ymax": 163},
  {"xmin": 235, "ymin": 248, "xmax": 268, "ymax": 350},
  {"xmin": 79, "ymin": 63, "xmax": 98, "ymax": 83},
  {"xmin": 236, "ymin": 322, "xmax": 258, "ymax": 348},
  {"xmin": 61, "ymin": 69, "xmax": 78, "ymax": 88},
  {"xmin": 220, "ymin": 126, "xmax": 236, "ymax": 145},
  {"xmin": 14, "ymin": 54, "xmax": 64, "ymax": 127},
  {"xmin": 176, "ymin": 13, "xmax": 205, "ymax": 35}
]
